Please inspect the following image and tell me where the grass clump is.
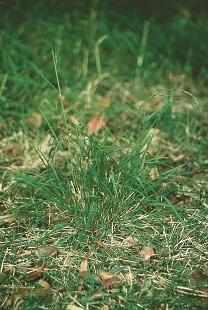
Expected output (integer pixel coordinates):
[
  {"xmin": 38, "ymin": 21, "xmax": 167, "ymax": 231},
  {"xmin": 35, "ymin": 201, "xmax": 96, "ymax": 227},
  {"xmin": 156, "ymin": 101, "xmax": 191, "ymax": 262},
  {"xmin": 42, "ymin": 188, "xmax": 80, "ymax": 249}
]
[{"xmin": 0, "ymin": 3, "xmax": 208, "ymax": 309}]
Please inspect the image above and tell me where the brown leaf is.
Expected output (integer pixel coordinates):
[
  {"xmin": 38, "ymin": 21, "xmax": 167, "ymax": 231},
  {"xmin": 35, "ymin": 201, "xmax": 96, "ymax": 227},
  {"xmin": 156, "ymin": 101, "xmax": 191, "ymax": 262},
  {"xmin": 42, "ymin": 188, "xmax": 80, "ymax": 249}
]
[
  {"xmin": 21, "ymin": 283, "xmax": 50, "ymax": 297},
  {"xmin": 27, "ymin": 262, "xmax": 47, "ymax": 281},
  {"xmin": 140, "ymin": 246, "xmax": 155, "ymax": 261},
  {"xmin": 21, "ymin": 288, "xmax": 30, "ymax": 297},
  {"xmin": 18, "ymin": 250, "xmax": 32, "ymax": 257},
  {"xmin": 173, "ymin": 154, "xmax": 184, "ymax": 162},
  {"xmin": 5, "ymin": 286, "xmax": 49, "ymax": 308},
  {"xmin": 35, "ymin": 246, "xmax": 57, "ymax": 257},
  {"xmin": 0, "ymin": 214, "xmax": 16, "ymax": 223},
  {"xmin": 149, "ymin": 167, "xmax": 160, "ymax": 180},
  {"xmin": 31, "ymin": 288, "xmax": 49, "ymax": 297},
  {"xmin": 88, "ymin": 114, "xmax": 105, "ymax": 136},
  {"xmin": 99, "ymin": 97, "xmax": 111, "ymax": 107},
  {"xmin": 99, "ymin": 270, "xmax": 122, "ymax": 288},
  {"xmin": 39, "ymin": 280, "xmax": 50, "ymax": 289},
  {"xmin": 123, "ymin": 235, "xmax": 138, "ymax": 247},
  {"xmin": 124, "ymin": 272, "xmax": 136, "ymax": 282},
  {"xmin": 78, "ymin": 258, "xmax": 88, "ymax": 279},
  {"xmin": 8, "ymin": 292, "xmax": 23, "ymax": 307},
  {"xmin": 90, "ymin": 292, "xmax": 104, "ymax": 300}
]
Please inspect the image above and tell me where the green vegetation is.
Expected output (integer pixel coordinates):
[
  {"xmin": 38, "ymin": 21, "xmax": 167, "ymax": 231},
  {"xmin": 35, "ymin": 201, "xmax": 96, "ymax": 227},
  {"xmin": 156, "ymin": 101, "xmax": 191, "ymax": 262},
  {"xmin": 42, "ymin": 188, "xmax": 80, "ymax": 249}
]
[{"xmin": 0, "ymin": 2, "xmax": 207, "ymax": 309}]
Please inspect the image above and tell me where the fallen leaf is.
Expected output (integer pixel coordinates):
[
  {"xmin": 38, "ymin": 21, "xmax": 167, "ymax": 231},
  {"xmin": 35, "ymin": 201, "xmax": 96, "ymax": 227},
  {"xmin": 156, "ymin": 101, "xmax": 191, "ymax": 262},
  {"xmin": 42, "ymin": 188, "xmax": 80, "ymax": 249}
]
[
  {"xmin": 5, "ymin": 297, "xmax": 12, "ymax": 308},
  {"xmin": 88, "ymin": 114, "xmax": 105, "ymax": 136},
  {"xmin": 140, "ymin": 246, "xmax": 155, "ymax": 261},
  {"xmin": 5, "ymin": 286, "xmax": 49, "ymax": 308},
  {"xmin": 21, "ymin": 282, "xmax": 50, "ymax": 297},
  {"xmin": 78, "ymin": 258, "xmax": 88, "ymax": 279},
  {"xmin": 35, "ymin": 246, "xmax": 57, "ymax": 257},
  {"xmin": 30, "ymin": 288, "xmax": 49, "ymax": 297},
  {"xmin": 8, "ymin": 292, "xmax": 22, "ymax": 307},
  {"xmin": 124, "ymin": 272, "xmax": 136, "ymax": 282},
  {"xmin": 123, "ymin": 235, "xmax": 138, "ymax": 247},
  {"xmin": 3, "ymin": 266, "xmax": 15, "ymax": 274},
  {"xmin": 27, "ymin": 262, "xmax": 47, "ymax": 281},
  {"xmin": 173, "ymin": 154, "xmax": 184, "ymax": 162},
  {"xmin": 90, "ymin": 292, "xmax": 104, "ymax": 300},
  {"xmin": 99, "ymin": 270, "xmax": 122, "ymax": 288},
  {"xmin": 21, "ymin": 288, "xmax": 30, "ymax": 297},
  {"xmin": 18, "ymin": 250, "xmax": 31, "ymax": 257},
  {"xmin": 0, "ymin": 204, "xmax": 8, "ymax": 213},
  {"xmin": 149, "ymin": 166, "xmax": 160, "ymax": 179},
  {"xmin": 99, "ymin": 97, "xmax": 111, "ymax": 107},
  {"xmin": 0, "ymin": 214, "xmax": 16, "ymax": 223},
  {"xmin": 39, "ymin": 279, "xmax": 50, "ymax": 289},
  {"xmin": 99, "ymin": 270, "xmax": 113, "ymax": 288}
]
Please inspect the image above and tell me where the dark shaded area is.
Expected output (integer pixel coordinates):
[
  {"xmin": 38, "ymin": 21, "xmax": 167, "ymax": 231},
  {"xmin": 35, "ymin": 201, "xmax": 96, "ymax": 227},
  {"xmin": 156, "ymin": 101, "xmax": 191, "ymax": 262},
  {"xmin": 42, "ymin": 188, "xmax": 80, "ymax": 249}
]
[
  {"xmin": 1, "ymin": 0, "xmax": 207, "ymax": 26},
  {"xmin": 0, "ymin": 0, "xmax": 207, "ymax": 86}
]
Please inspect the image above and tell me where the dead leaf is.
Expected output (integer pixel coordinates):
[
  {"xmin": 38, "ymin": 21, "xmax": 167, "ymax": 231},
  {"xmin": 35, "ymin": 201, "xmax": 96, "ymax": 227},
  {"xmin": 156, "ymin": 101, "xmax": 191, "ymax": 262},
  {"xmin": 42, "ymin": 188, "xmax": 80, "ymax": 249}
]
[
  {"xmin": 39, "ymin": 279, "xmax": 50, "ymax": 289},
  {"xmin": 149, "ymin": 166, "xmax": 160, "ymax": 179},
  {"xmin": 88, "ymin": 114, "xmax": 105, "ymax": 136},
  {"xmin": 0, "ymin": 214, "xmax": 16, "ymax": 223},
  {"xmin": 99, "ymin": 270, "xmax": 122, "ymax": 288},
  {"xmin": 35, "ymin": 246, "xmax": 57, "ymax": 257},
  {"xmin": 18, "ymin": 250, "xmax": 31, "ymax": 257},
  {"xmin": 0, "ymin": 204, "xmax": 8, "ymax": 213},
  {"xmin": 124, "ymin": 272, "xmax": 136, "ymax": 282},
  {"xmin": 21, "ymin": 282, "xmax": 50, "ymax": 297},
  {"xmin": 99, "ymin": 97, "xmax": 111, "ymax": 107},
  {"xmin": 27, "ymin": 262, "xmax": 47, "ymax": 281},
  {"xmin": 173, "ymin": 154, "xmax": 184, "ymax": 162},
  {"xmin": 3, "ymin": 266, "xmax": 15, "ymax": 274},
  {"xmin": 5, "ymin": 297, "xmax": 12, "ymax": 308},
  {"xmin": 99, "ymin": 270, "xmax": 113, "ymax": 288},
  {"xmin": 78, "ymin": 258, "xmax": 88, "ymax": 279},
  {"xmin": 21, "ymin": 288, "xmax": 30, "ymax": 297},
  {"xmin": 140, "ymin": 246, "xmax": 155, "ymax": 261},
  {"xmin": 29, "ymin": 288, "xmax": 49, "ymax": 297},
  {"xmin": 90, "ymin": 292, "xmax": 104, "ymax": 300},
  {"xmin": 7, "ymin": 292, "xmax": 22, "ymax": 307},
  {"xmin": 123, "ymin": 235, "xmax": 138, "ymax": 247}
]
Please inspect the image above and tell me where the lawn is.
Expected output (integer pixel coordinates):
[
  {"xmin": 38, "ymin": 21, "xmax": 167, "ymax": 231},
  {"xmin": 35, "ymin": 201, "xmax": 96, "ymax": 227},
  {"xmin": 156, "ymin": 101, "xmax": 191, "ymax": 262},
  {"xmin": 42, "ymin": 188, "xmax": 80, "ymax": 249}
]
[{"xmin": 0, "ymin": 1, "xmax": 208, "ymax": 309}]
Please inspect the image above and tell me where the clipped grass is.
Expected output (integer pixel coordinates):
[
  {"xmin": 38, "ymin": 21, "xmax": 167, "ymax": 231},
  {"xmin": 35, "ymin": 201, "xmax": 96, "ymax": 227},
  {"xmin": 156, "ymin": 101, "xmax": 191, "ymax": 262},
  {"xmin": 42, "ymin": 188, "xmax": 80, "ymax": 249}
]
[{"xmin": 0, "ymin": 4, "xmax": 208, "ymax": 310}]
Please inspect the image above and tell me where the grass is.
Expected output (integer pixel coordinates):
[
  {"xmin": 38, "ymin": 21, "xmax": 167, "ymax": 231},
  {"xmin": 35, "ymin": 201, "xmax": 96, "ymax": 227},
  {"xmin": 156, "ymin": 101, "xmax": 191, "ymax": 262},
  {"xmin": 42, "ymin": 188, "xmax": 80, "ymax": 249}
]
[{"xmin": 0, "ymin": 3, "xmax": 208, "ymax": 309}]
